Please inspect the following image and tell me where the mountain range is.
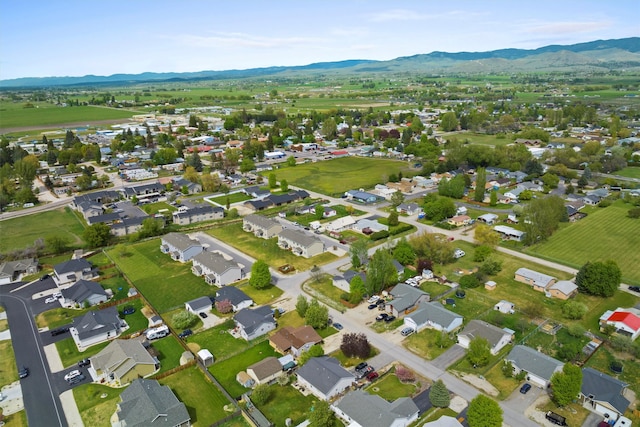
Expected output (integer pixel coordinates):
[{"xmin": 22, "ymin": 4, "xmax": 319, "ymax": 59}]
[{"xmin": 1, "ymin": 37, "xmax": 639, "ymax": 88}]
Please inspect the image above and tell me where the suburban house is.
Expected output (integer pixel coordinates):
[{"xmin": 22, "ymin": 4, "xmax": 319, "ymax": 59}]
[
  {"xmin": 332, "ymin": 389, "xmax": 420, "ymax": 427},
  {"xmin": 493, "ymin": 225, "xmax": 525, "ymax": 242},
  {"xmin": 172, "ymin": 205, "xmax": 224, "ymax": 226},
  {"xmin": 514, "ymin": 268, "xmax": 556, "ymax": 292},
  {"xmin": 269, "ymin": 325, "xmax": 323, "ymax": 357},
  {"xmin": 326, "ymin": 215, "xmax": 357, "ymax": 233},
  {"xmin": 477, "ymin": 213, "xmax": 498, "ymax": 225},
  {"xmin": 191, "ymin": 251, "xmax": 242, "ymax": 287},
  {"xmin": 0, "ymin": 258, "xmax": 39, "ymax": 285},
  {"xmin": 505, "ymin": 345, "xmax": 563, "ymax": 388},
  {"xmin": 53, "ymin": 259, "xmax": 96, "ymax": 287},
  {"xmin": 215, "ymin": 286, "xmax": 253, "ymax": 312},
  {"xmin": 109, "ymin": 216, "xmax": 149, "ymax": 237},
  {"xmin": 277, "ymin": 229, "xmax": 324, "ymax": 258},
  {"xmin": 423, "ymin": 416, "xmax": 464, "ymax": 427},
  {"xmin": 90, "ymin": 339, "xmax": 158, "ymax": 386},
  {"xmin": 121, "ymin": 182, "xmax": 164, "ymax": 200},
  {"xmin": 353, "ymin": 218, "xmax": 388, "ymax": 234},
  {"xmin": 70, "ymin": 306, "xmax": 127, "ymax": 349},
  {"xmin": 173, "ymin": 177, "xmax": 202, "ymax": 194},
  {"xmin": 234, "ymin": 306, "xmax": 276, "ymax": 341},
  {"xmin": 333, "ymin": 270, "xmax": 367, "ymax": 293},
  {"xmin": 344, "ymin": 190, "xmax": 378, "ymax": 204},
  {"xmin": 580, "ymin": 367, "xmax": 631, "ymax": 422},
  {"xmin": 160, "ymin": 233, "xmax": 204, "ymax": 262},
  {"xmin": 111, "ymin": 378, "xmax": 190, "ymax": 427},
  {"xmin": 242, "ymin": 214, "xmax": 283, "ymax": 239},
  {"xmin": 447, "ymin": 215, "xmax": 471, "ymax": 227},
  {"xmin": 403, "ymin": 302, "xmax": 463, "ymax": 333},
  {"xmin": 547, "ymin": 280, "xmax": 579, "ymax": 300},
  {"xmin": 457, "ymin": 320, "xmax": 515, "ymax": 355},
  {"xmin": 185, "ymin": 296, "xmax": 212, "ymax": 315},
  {"xmin": 396, "ymin": 203, "xmax": 422, "ymax": 216},
  {"xmin": 387, "ymin": 283, "xmax": 430, "ymax": 317},
  {"xmin": 60, "ymin": 279, "xmax": 110, "ymax": 308},
  {"xmin": 296, "ymin": 356, "xmax": 355, "ymax": 401},
  {"xmin": 246, "ymin": 356, "xmax": 284, "ymax": 385},
  {"xmin": 599, "ymin": 308, "xmax": 640, "ymax": 340}
]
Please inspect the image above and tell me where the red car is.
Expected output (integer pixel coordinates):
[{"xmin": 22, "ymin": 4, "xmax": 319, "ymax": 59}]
[{"xmin": 366, "ymin": 371, "xmax": 379, "ymax": 381}]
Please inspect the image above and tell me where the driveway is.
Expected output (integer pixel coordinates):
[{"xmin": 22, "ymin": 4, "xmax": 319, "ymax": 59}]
[
  {"xmin": 504, "ymin": 381, "xmax": 544, "ymax": 413},
  {"xmin": 412, "ymin": 387, "xmax": 433, "ymax": 413},
  {"xmin": 431, "ymin": 344, "xmax": 466, "ymax": 370}
]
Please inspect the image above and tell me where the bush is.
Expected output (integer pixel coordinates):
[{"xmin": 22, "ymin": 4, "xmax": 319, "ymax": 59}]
[
  {"xmin": 251, "ymin": 383, "xmax": 271, "ymax": 405},
  {"xmin": 598, "ymin": 199, "xmax": 612, "ymax": 208},
  {"xmin": 390, "ymin": 223, "xmax": 413, "ymax": 235},
  {"xmin": 429, "ymin": 379, "xmax": 450, "ymax": 408},
  {"xmin": 460, "ymin": 274, "xmax": 480, "ymax": 288},
  {"xmin": 395, "ymin": 365, "xmax": 416, "ymax": 383},
  {"xmin": 628, "ymin": 207, "xmax": 640, "ymax": 218},
  {"xmin": 480, "ymin": 258, "xmax": 502, "ymax": 275},
  {"xmin": 370, "ymin": 230, "xmax": 390, "ymax": 241},
  {"xmin": 566, "ymin": 324, "xmax": 586, "ymax": 338},
  {"xmin": 340, "ymin": 332, "xmax": 371, "ymax": 358},
  {"xmin": 215, "ymin": 299, "xmax": 233, "ymax": 314},
  {"xmin": 562, "ymin": 301, "xmax": 587, "ymax": 320},
  {"xmin": 473, "ymin": 245, "xmax": 492, "ymax": 262},
  {"xmin": 172, "ymin": 311, "xmax": 198, "ymax": 329}
]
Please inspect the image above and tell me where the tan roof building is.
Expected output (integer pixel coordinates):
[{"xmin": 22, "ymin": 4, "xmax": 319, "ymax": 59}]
[{"xmin": 269, "ymin": 325, "xmax": 322, "ymax": 357}]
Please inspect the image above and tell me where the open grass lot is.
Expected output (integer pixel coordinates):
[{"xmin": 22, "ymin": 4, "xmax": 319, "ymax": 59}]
[
  {"xmin": 207, "ymin": 223, "xmax": 337, "ymax": 270},
  {"xmin": 481, "ymin": 361, "xmax": 521, "ymax": 400},
  {"xmin": 160, "ymin": 366, "xmax": 233, "ymax": 426},
  {"xmin": 0, "ymin": 104, "xmax": 137, "ymax": 130},
  {"xmin": 73, "ymin": 383, "xmax": 121, "ymax": 427},
  {"xmin": 209, "ymin": 341, "xmax": 279, "ymax": 399},
  {"xmin": 615, "ymin": 166, "xmax": 640, "ymax": 179},
  {"xmin": 209, "ymin": 192, "xmax": 252, "ymax": 205},
  {"xmin": 253, "ymin": 382, "xmax": 318, "ymax": 427},
  {"xmin": 404, "ymin": 328, "xmax": 455, "ymax": 360},
  {"xmin": 525, "ymin": 200, "xmax": 640, "ymax": 284},
  {"xmin": 538, "ymin": 400, "xmax": 590, "ymax": 427},
  {"xmin": 56, "ymin": 338, "xmax": 110, "ymax": 368},
  {"xmin": 151, "ymin": 335, "xmax": 185, "ymax": 374},
  {"xmin": 1, "ymin": 410, "xmax": 27, "ymax": 427},
  {"xmin": 444, "ymin": 131, "xmax": 512, "ymax": 147},
  {"xmin": 107, "ymin": 239, "xmax": 214, "ymax": 313},
  {"xmin": 187, "ymin": 323, "xmax": 247, "ymax": 361},
  {"xmin": 36, "ymin": 306, "xmax": 89, "ymax": 329},
  {"xmin": 365, "ymin": 367, "xmax": 421, "ymax": 400},
  {"xmin": 0, "ymin": 339, "xmax": 18, "ymax": 385},
  {"xmin": 0, "ymin": 207, "xmax": 85, "ymax": 253},
  {"xmin": 238, "ymin": 282, "xmax": 283, "ymax": 306},
  {"xmin": 266, "ymin": 157, "xmax": 417, "ymax": 197},
  {"xmin": 141, "ymin": 201, "xmax": 177, "ymax": 215}
]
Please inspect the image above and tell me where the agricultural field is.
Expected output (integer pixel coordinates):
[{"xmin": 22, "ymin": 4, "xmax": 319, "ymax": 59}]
[
  {"xmin": 525, "ymin": 200, "xmax": 640, "ymax": 284},
  {"xmin": 266, "ymin": 157, "xmax": 417, "ymax": 197},
  {"xmin": 0, "ymin": 207, "xmax": 86, "ymax": 253},
  {"xmin": 0, "ymin": 103, "xmax": 138, "ymax": 130}
]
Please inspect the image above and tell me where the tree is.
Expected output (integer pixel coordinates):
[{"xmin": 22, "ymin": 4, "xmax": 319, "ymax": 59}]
[
  {"xmin": 562, "ymin": 301, "xmax": 587, "ymax": 320},
  {"xmin": 438, "ymin": 175, "xmax": 466, "ymax": 199},
  {"xmin": 390, "ymin": 191, "xmax": 405, "ymax": 208},
  {"xmin": 280, "ymin": 179, "xmax": 289, "ymax": 192},
  {"xmin": 268, "ymin": 173, "xmax": 277, "ymax": 189},
  {"xmin": 388, "ymin": 210, "xmax": 399, "ymax": 226},
  {"xmin": 46, "ymin": 235, "xmax": 69, "ymax": 254},
  {"xmin": 349, "ymin": 275, "xmax": 366, "ymax": 304},
  {"xmin": 172, "ymin": 310, "xmax": 198, "ymax": 329},
  {"xmin": 286, "ymin": 156, "xmax": 296, "ymax": 167},
  {"xmin": 215, "ymin": 299, "xmax": 233, "ymax": 314},
  {"xmin": 183, "ymin": 166, "xmax": 200, "ymax": 183},
  {"xmin": 340, "ymin": 332, "xmax": 371, "ymax": 358},
  {"xmin": 185, "ymin": 153, "xmax": 203, "ymax": 172},
  {"xmin": 474, "ymin": 224, "xmax": 499, "ymax": 248},
  {"xmin": 524, "ymin": 159, "xmax": 544, "ymax": 177},
  {"xmin": 314, "ymin": 204, "xmax": 324, "ymax": 220},
  {"xmin": 392, "ymin": 238, "xmax": 416, "ymax": 266},
  {"xmin": 349, "ymin": 238, "xmax": 369, "ymax": 268},
  {"xmin": 423, "ymin": 196, "xmax": 456, "ymax": 221},
  {"xmin": 522, "ymin": 195, "xmax": 566, "ymax": 245},
  {"xmin": 429, "ymin": 379, "xmax": 450, "ymax": 408},
  {"xmin": 239, "ymin": 157, "xmax": 255, "ymax": 173},
  {"xmin": 474, "ymin": 168, "xmax": 486, "ymax": 202},
  {"xmin": 541, "ymin": 172, "xmax": 560, "ymax": 189},
  {"xmin": 550, "ymin": 363, "xmax": 583, "ymax": 407},
  {"xmin": 440, "ymin": 112, "xmax": 459, "ymax": 132},
  {"xmin": 409, "ymin": 232, "xmax": 455, "ymax": 265},
  {"xmin": 308, "ymin": 399, "xmax": 335, "ymax": 427},
  {"xmin": 201, "ymin": 173, "xmax": 221, "ymax": 192},
  {"xmin": 138, "ymin": 217, "xmax": 163, "ymax": 239},
  {"xmin": 249, "ymin": 260, "xmax": 271, "ymax": 289},
  {"xmin": 296, "ymin": 295, "xmax": 309, "ymax": 317},
  {"xmin": 298, "ymin": 344, "xmax": 324, "ymax": 366},
  {"xmin": 473, "ymin": 245, "xmax": 492, "ymax": 262},
  {"xmin": 467, "ymin": 395, "xmax": 503, "ymax": 427},
  {"xmin": 251, "ymin": 383, "xmax": 271, "ymax": 405},
  {"xmin": 365, "ymin": 249, "xmax": 397, "ymax": 295},
  {"xmin": 489, "ymin": 190, "xmax": 498, "ymax": 206},
  {"xmin": 305, "ymin": 299, "xmax": 329, "ymax": 329},
  {"xmin": 468, "ymin": 337, "xmax": 491, "ymax": 367},
  {"xmin": 480, "ymin": 258, "xmax": 502, "ymax": 276},
  {"xmin": 83, "ymin": 223, "xmax": 112, "ymax": 248},
  {"xmin": 309, "ymin": 265, "xmax": 324, "ymax": 283},
  {"xmin": 576, "ymin": 260, "xmax": 621, "ymax": 297}
]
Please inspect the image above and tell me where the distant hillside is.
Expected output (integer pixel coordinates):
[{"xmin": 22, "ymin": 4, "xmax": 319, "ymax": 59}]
[{"xmin": 1, "ymin": 37, "xmax": 638, "ymax": 88}]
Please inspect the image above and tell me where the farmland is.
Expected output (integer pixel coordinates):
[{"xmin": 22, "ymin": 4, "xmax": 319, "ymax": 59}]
[
  {"xmin": 267, "ymin": 157, "xmax": 417, "ymax": 197},
  {"xmin": 0, "ymin": 104, "xmax": 138, "ymax": 130},
  {"xmin": 525, "ymin": 200, "xmax": 640, "ymax": 284}
]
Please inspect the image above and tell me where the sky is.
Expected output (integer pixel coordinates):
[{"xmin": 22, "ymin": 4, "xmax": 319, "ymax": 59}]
[{"xmin": 1, "ymin": 0, "xmax": 638, "ymax": 80}]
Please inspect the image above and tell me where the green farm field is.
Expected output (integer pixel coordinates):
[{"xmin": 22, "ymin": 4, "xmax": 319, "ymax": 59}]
[
  {"xmin": 525, "ymin": 200, "xmax": 640, "ymax": 284},
  {"xmin": 0, "ymin": 206, "xmax": 86, "ymax": 253},
  {"xmin": 0, "ymin": 104, "xmax": 138, "ymax": 130},
  {"xmin": 268, "ymin": 157, "xmax": 417, "ymax": 196}
]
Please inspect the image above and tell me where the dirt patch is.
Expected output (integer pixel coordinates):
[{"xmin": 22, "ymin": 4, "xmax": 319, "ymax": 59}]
[
  {"xmin": 187, "ymin": 342, "xmax": 201, "ymax": 353},
  {"xmin": 451, "ymin": 371, "xmax": 499, "ymax": 397},
  {"xmin": 526, "ymin": 393, "xmax": 552, "ymax": 425}
]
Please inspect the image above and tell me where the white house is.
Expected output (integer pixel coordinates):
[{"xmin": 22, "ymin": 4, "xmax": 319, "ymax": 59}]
[
  {"xmin": 403, "ymin": 302, "xmax": 463, "ymax": 333},
  {"xmin": 457, "ymin": 320, "xmax": 514, "ymax": 355},
  {"xmin": 505, "ymin": 345, "xmax": 563, "ymax": 388},
  {"xmin": 191, "ymin": 251, "xmax": 242, "ymax": 287},
  {"xmin": 160, "ymin": 233, "xmax": 203, "ymax": 263},
  {"xmin": 296, "ymin": 357, "xmax": 355, "ymax": 401},
  {"xmin": 599, "ymin": 308, "xmax": 640, "ymax": 341}
]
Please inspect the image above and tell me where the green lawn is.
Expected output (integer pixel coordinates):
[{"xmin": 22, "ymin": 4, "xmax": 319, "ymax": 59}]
[
  {"xmin": 365, "ymin": 368, "xmax": 421, "ymax": 400},
  {"xmin": 159, "ymin": 366, "xmax": 234, "ymax": 426},
  {"xmin": 107, "ymin": 239, "xmax": 215, "ymax": 313},
  {"xmin": 266, "ymin": 157, "xmax": 417, "ymax": 197},
  {"xmin": 73, "ymin": 383, "xmax": 121, "ymax": 427},
  {"xmin": 0, "ymin": 206, "xmax": 86, "ymax": 252},
  {"xmin": 209, "ymin": 341, "xmax": 279, "ymax": 398},
  {"xmin": 404, "ymin": 328, "xmax": 455, "ymax": 360},
  {"xmin": 56, "ymin": 338, "xmax": 110, "ymax": 368},
  {"xmin": 482, "ymin": 361, "xmax": 521, "ymax": 400},
  {"xmin": 615, "ymin": 167, "xmax": 640, "ymax": 179},
  {"xmin": 189, "ymin": 323, "xmax": 249, "ymax": 362},
  {"xmin": 238, "ymin": 282, "xmax": 283, "ymax": 306},
  {"xmin": 586, "ymin": 346, "xmax": 640, "ymax": 395},
  {"xmin": 525, "ymin": 200, "xmax": 640, "ymax": 284},
  {"xmin": 36, "ymin": 306, "xmax": 90, "ymax": 329},
  {"xmin": 443, "ymin": 131, "xmax": 512, "ymax": 147},
  {"xmin": 0, "ymin": 339, "xmax": 18, "ymax": 385},
  {"xmin": 208, "ymin": 192, "xmax": 252, "ymax": 205},
  {"xmin": 252, "ymin": 382, "xmax": 319, "ymax": 427},
  {"xmin": 152, "ymin": 336, "xmax": 185, "ymax": 374},
  {"xmin": 0, "ymin": 105, "xmax": 137, "ymax": 129},
  {"xmin": 207, "ymin": 223, "xmax": 337, "ymax": 270}
]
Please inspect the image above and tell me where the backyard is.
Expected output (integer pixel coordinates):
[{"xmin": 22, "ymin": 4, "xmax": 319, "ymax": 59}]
[
  {"xmin": 73, "ymin": 383, "xmax": 121, "ymax": 427},
  {"xmin": 252, "ymin": 382, "xmax": 318, "ymax": 427}
]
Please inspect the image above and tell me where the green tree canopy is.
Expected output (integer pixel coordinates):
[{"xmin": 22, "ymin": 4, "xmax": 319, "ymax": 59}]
[
  {"xmin": 429, "ymin": 379, "xmax": 450, "ymax": 408},
  {"xmin": 249, "ymin": 260, "xmax": 271, "ymax": 289},
  {"xmin": 305, "ymin": 299, "xmax": 329, "ymax": 329},
  {"xmin": 468, "ymin": 337, "xmax": 491, "ymax": 367},
  {"xmin": 365, "ymin": 249, "xmax": 397, "ymax": 294},
  {"xmin": 550, "ymin": 363, "xmax": 583, "ymax": 407},
  {"xmin": 83, "ymin": 223, "xmax": 112, "ymax": 248},
  {"xmin": 467, "ymin": 395, "xmax": 503, "ymax": 427},
  {"xmin": 576, "ymin": 260, "xmax": 621, "ymax": 297},
  {"xmin": 522, "ymin": 195, "xmax": 566, "ymax": 245}
]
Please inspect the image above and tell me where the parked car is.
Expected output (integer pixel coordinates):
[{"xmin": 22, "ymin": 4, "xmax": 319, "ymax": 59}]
[
  {"xmin": 384, "ymin": 315, "xmax": 396, "ymax": 323},
  {"xmin": 367, "ymin": 295, "xmax": 380, "ymax": 304},
  {"xmin": 199, "ymin": 312, "xmax": 208, "ymax": 319},
  {"xmin": 19, "ymin": 367, "xmax": 29, "ymax": 379},
  {"xmin": 178, "ymin": 329, "xmax": 193, "ymax": 339},
  {"xmin": 45, "ymin": 297, "xmax": 57, "ymax": 304},
  {"xmin": 629, "ymin": 286, "xmax": 640, "ymax": 293},
  {"xmin": 78, "ymin": 358, "xmax": 91, "ymax": 368},
  {"xmin": 454, "ymin": 249, "xmax": 466, "ymax": 259},
  {"xmin": 50, "ymin": 327, "xmax": 69, "ymax": 337},
  {"xmin": 520, "ymin": 383, "xmax": 532, "ymax": 394},
  {"xmin": 366, "ymin": 371, "xmax": 379, "ymax": 381},
  {"xmin": 355, "ymin": 362, "xmax": 368, "ymax": 372},
  {"xmin": 67, "ymin": 374, "xmax": 86, "ymax": 385},
  {"xmin": 40, "ymin": 274, "xmax": 50, "ymax": 281},
  {"xmin": 64, "ymin": 370, "xmax": 81, "ymax": 381},
  {"xmin": 376, "ymin": 313, "xmax": 389, "ymax": 321},
  {"xmin": 368, "ymin": 304, "xmax": 378, "ymax": 310},
  {"xmin": 333, "ymin": 323, "xmax": 343, "ymax": 331},
  {"xmin": 122, "ymin": 306, "xmax": 136, "ymax": 315},
  {"xmin": 401, "ymin": 327, "xmax": 415, "ymax": 337}
]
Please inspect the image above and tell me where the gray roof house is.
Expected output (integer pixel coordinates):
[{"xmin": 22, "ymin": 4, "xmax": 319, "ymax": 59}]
[
  {"xmin": 246, "ymin": 356, "xmax": 284, "ymax": 385},
  {"xmin": 71, "ymin": 306, "xmax": 127, "ymax": 349},
  {"xmin": 160, "ymin": 233, "xmax": 203, "ymax": 263},
  {"xmin": 580, "ymin": 367, "xmax": 631, "ymax": 421},
  {"xmin": 242, "ymin": 214, "xmax": 282, "ymax": 239},
  {"xmin": 332, "ymin": 270, "xmax": 366, "ymax": 293},
  {"xmin": 185, "ymin": 296, "xmax": 212, "ymax": 314},
  {"xmin": 403, "ymin": 302, "xmax": 463, "ymax": 333},
  {"xmin": 457, "ymin": 320, "xmax": 514, "ymax": 355},
  {"xmin": 191, "ymin": 251, "xmax": 242, "ymax": 287},
  {"xmin": 90, "ymin": 339, "xmax": 158, "ymax": 386},
  {"xmin": 112, "ymin": 378, "xmax": 190, "ymax": 427},
  {"xmin": 388, "ymin": 283, "xmax": 430, "ymax": 317},
  {"xmin": 234, "ymin": 306, "xmax": 276, "ymax": 341},
  {"xmin": 477, "ymin": 213, "xmax": 498, "ymax": 224},
  {"xmin": 396, "ymin": 203, "xmax": 422, "ymax": 216},
  {"xmin": 277, "ymin": 229, "xmax": 324, "ymax": 258},
  {"xmin": 505, "ymin": 345, "xmax": 563, "ymax": 388},
  {"xmin": 296, "ymin": 356, "xmax": 355, "ymax": 401},
  {"xmin": 333, "ymin": 390, "xmax": 420, "ymax": 427},
  {"xmin": 53, "ymin": 259, "xmax": 96, "ymax": 286},
  {"xmin": 514, "ymin": 267, "xmax": 556, "ymax": 292},
  {"xmin": 0, "ymin": 258, "xmax": 39, "ymax": 285},
  {"xmin": 215, "ymin": 286, "xmax": 253, "ymax": 312},
  {"xmin": 60, "ymin": 279, "xmax": 109, "ymax": 308},
  {"xmin": 172, "ymin": 205, "xmax": 223, "ymax": 226}
]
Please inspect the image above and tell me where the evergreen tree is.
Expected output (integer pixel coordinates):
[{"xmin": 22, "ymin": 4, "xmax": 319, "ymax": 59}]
[
  {"xmin": 474, "ymin": 167, "xmax": 486, "ymax": 202},
  {"xmin": 429, "ymin": 379, "xmax": 450, "ymax": 408}
]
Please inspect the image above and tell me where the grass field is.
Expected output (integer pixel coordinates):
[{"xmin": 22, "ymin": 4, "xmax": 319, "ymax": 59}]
[
  {"xmin": 253, "ymin": 382, "xmax": 319, "ymax": 427},
  {"xmin": 74, "ymin": 383, "xmax": 121, "ymax": 427},
  {"xmin": 0, "ymin": 207, "xmax": 86, "ymax": 253},
  {"xmin": 365, "ymin": 368, "xmax": 421, "ymax": 400},
  {"xmin": 0, "ymin": 339, "xmax": 18, "ymax": 385},
  {"xmin": 266, "ymin": 157, "xmax": 417, "ymax": 197},
  {"xmin": 0, "ymin": 104, "xmax": 138, "ymax": 129},
  {"xmin": 615, "ymin": 166, "xmax": 640, "ymax": 179},
  {"xmin": 525, "ymin": 200, "xmax": 640, "ymax": 284},
  {"xmin": 443, "ymin": 131, "xmax": 512, "ymax": 147},
  {"xmin": 107, "ymin": 239, "xmax": 215, "ymax": 313}
]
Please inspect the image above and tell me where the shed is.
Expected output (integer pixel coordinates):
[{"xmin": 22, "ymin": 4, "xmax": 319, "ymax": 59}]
[
  {"xmin": 485, "ymin": 280, "xmax": 497, "ymax": 291},
  {"xmin": 197, "ymin": 349, "xmax": 215, "ymax": 367}
]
